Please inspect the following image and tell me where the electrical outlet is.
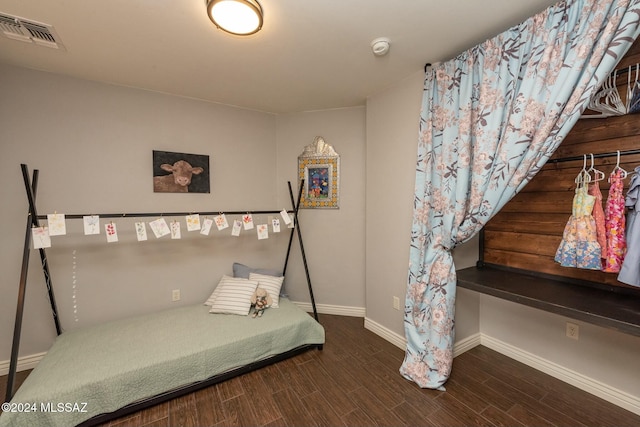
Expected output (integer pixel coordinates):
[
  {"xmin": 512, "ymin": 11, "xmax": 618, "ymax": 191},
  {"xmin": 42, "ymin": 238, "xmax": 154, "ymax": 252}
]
[
  {"xmin": 172, "ymin": 289, "xmax": 181, "ymax": 302},
  {"xmin": 393, "ymin": 296, "xmax": 400, "ymax": 310},
  {"xmin": 566, "ymin": 322, "xmax": 579, "ymax": 340}
]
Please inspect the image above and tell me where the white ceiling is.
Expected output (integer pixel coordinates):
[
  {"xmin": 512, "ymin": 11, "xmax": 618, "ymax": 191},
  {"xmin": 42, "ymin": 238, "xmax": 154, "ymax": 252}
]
[{"xmin": 0, "ymin": 0, "xmax": 559, "ymax": 114}]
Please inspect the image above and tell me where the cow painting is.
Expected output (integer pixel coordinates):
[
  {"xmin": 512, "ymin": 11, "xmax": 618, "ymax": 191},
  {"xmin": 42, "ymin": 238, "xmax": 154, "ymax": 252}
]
[
  {"xmin": 152, "ymin": 151, "xmax": 210, "ymax": 193},
  {"xmin": 153, "ymin": 160, "xmax": 203, "ymax": 193}
]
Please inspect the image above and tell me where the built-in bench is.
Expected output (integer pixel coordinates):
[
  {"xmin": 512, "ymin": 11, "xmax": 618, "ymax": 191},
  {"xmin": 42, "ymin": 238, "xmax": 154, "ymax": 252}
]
[{"xmin": 456, "ymin": 265, "xmax": 640, "ymax": 337}]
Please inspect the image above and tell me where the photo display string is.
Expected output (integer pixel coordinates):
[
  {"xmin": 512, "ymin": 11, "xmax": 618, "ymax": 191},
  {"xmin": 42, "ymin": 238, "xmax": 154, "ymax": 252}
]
[{"xmin": 31, "ymin": 210, "xmax": 295, "ymax": 249}]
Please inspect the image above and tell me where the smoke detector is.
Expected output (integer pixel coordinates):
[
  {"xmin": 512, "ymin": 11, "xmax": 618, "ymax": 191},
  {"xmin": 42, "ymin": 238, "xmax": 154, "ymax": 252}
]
[{"xmin": 371, "ymin": 37, "xmax": 390, "ymax": 56}]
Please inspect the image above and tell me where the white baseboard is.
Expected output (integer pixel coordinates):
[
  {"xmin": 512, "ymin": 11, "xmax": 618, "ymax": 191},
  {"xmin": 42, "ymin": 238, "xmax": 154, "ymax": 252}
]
[
  {"xmin": 0, "ymin": 352, "xmax": 46, "ymax": 376},
  {"xmin": 481, "ymin": 334, "xmax": 640, "ymax": 416},
  {"xmin": 363, "ymin": 316, "xmax": 481, "ymax": 358},
  {"xmin": 293, "ymin": 301, "xmax": 366, "ymax": 317},
  {"xmin": 364, "ymin": 317, "xmax": 406, "ymax": 349},
  {"xmin": 454, "ymin": 332, "xmax": 482, "ymax": 357}
]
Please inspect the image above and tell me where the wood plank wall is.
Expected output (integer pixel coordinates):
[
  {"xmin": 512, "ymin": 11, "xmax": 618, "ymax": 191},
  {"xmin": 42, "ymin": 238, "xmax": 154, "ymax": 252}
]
[{"xmin": 483, "ymin": 40, "xmax": 640, "ymax": 291}]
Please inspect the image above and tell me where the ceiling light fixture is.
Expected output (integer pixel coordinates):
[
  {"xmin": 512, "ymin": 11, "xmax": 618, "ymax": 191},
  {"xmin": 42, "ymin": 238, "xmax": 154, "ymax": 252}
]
[{"xmin": 206, "ymin": 0, "xmax": 263, "ymax": 36}]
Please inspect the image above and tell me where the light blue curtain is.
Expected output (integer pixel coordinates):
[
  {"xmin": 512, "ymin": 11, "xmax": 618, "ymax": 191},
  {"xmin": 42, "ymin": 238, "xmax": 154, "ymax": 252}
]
[{"xmin": 401, "ymin": 0, "xmax": 640, "ymax": 390}]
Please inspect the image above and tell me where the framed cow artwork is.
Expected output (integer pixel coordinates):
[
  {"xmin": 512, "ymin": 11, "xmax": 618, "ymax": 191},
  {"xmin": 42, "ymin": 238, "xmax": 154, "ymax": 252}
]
[{"xmin": 152, "ymin": 150, "xmax": 210, "ymax": 193}]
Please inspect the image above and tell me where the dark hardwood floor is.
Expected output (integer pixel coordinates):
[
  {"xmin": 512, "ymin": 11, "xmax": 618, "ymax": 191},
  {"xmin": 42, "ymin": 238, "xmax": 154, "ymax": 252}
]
[{"xmin": 2, "ymin": 314, "xmax": 639, "ymax": 426}]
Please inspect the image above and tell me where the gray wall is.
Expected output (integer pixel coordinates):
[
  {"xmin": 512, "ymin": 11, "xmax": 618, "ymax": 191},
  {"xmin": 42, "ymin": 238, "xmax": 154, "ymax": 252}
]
[
  {"xmin": 0, "ymin": 63, "xmax": 284, "ymax": 359},
  {"xmin": 275, "ymin": 108, "xmax": 366, "ymax": 309}
]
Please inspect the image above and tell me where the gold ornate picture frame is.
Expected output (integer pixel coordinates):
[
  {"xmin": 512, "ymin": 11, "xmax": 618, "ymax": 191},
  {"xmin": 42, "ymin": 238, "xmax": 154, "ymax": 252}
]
[{"xmin": 298, "ymin": 137, "xmax": 340, "ymax": 209}]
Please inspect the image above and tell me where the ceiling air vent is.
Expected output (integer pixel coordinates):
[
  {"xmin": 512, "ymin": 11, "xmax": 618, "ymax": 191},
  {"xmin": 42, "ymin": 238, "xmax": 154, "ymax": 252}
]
[{"xmin": 0, "ymin": 12, "xmax": 64, "ymax": 50}]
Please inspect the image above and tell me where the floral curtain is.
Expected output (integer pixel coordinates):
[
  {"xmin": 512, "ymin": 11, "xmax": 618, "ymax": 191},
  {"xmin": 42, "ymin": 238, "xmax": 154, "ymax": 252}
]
[{"xmin": 401, "ymin": 0, "xmax": 640, "ymax": 390}]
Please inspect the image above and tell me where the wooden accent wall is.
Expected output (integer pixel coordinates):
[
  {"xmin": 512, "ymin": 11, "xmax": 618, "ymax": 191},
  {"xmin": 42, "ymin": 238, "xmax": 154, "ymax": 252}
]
[{"xmin": 484, "ymin": 40, "xmax": 640, "ymax": 290}]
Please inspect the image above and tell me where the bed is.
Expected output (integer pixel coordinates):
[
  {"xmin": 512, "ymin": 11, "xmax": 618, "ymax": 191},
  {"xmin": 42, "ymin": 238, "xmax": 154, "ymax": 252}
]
[
  {"xmin": 0, "ymin": 297, "xmax": 324, "ymax": 427},
  {"xmin": 4, "ymin": 168, "xmax": 322, "ymax": 426}
]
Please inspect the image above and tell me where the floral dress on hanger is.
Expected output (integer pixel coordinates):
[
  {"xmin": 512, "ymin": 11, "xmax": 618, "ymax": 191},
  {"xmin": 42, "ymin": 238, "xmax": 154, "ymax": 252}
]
[
  {"xmin": 604, "ymin": 169, "xmax": 627, "ymax": 272},
  {"xmin": 555, "ymin": 183, "xmax": 602, "ymax": 269},
  {"xmin": 588, "ymin": 180, "xmax": 607, "ymax": 267}
]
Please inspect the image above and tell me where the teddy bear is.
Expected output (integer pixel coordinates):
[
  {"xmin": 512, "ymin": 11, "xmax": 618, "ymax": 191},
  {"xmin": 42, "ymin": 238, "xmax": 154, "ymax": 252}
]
[{"xmin": 250, "ymin": 286, "xmax": 272, "ymax": 318}]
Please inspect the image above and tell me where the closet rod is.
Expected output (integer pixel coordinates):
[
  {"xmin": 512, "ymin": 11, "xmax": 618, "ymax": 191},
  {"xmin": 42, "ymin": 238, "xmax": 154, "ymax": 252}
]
[
  {"xmin": 548, "ymin": 149, "xmax": 640, "ymax": 164},
  {"xmin": 34, "ymin": 209, "xmax": 293, "ymax": 221},
  {"xmin": 612, "ymin": 63, "xmax": 638, "ymax": 77}
]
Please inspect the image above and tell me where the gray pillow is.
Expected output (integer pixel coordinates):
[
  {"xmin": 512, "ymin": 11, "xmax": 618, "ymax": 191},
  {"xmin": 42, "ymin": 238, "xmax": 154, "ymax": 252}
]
[
  {"xmin": 232, "ymin": 262, "xmax": 283, "ymax": 279},
  {"xmin": 232, "ymin": 262, "xmax": 286, "ymax": 296}
]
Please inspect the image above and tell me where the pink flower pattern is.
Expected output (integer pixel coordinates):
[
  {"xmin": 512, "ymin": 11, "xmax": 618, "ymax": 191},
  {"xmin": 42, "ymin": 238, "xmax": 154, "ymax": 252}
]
[
  {"xmin": 604, "ymin": 170, "xmax": 627, "ymax": 272},
  {"xmin": 589, "ymin": 181, "xmax": 608, "ymax": 263}
]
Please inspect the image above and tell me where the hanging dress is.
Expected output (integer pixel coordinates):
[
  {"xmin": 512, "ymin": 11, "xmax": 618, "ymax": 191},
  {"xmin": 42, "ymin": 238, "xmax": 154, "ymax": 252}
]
[
  {"xmin": 588, "ymin": 180, "xmax": 608, "ymax": 267},
  {"xmin": 617, "ymin": 166, "xmax": 640, "ymax": 286},
  {"xmin": 603, "ymin": 169, "xmax": 627, "ymax": 272},
  {"xmin": 555, "ymin": 184, "xmax": 602, "ymax": 269}
]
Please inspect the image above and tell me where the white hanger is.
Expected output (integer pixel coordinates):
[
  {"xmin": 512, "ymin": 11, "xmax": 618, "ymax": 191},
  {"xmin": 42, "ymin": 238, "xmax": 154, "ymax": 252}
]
[
  {"xmin": 587, "ymin": 153, "xmax": 605, "ymax": 182},
  {"xmin": 625, "ymin": 66, "xmax": 635, "ymax": 112},
  {"xmin": 600, "ymin": 72, "xmax": 626, "ymax": 115},
  {"xmin": 583, "ymin": 72, "xmax": 627, "ymax": 118},
  {"xmin": 628, "ymin": 64, "xmax": 640, "ymax": 114},
  {"xmin": 611, "ymin": 72, "xmax": 627, "ymax": 115},
  {"xmin": 575, "ymin": 155, "xmax": 591, "ymax": 188},
  {"xmin": 610, "ymin": 150, "xmax": 628, "ymax": 182}
]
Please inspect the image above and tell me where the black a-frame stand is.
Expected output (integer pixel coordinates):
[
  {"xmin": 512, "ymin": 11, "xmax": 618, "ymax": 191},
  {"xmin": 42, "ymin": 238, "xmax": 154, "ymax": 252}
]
[{"xmin": 5, "ymin": 164, "xmax": 318, "ymax": 404}]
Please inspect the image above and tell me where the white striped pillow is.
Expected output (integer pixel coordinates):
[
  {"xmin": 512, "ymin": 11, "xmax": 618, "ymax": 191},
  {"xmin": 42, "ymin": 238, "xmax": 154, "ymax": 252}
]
[
  {"xmin": 208, "ymin": 276, "xmax": 258, "ymax": 315},
  {"xmin": 249, "ymin": 272, "xmax": 284, "ymax": 308},
  {"xmin": 204, "ymin": 275, "xmax": 253, "ymax": 306}
]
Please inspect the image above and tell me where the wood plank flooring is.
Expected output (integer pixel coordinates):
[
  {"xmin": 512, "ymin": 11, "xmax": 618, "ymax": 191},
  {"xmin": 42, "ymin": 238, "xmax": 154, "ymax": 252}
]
[{"xmin": 2, "ymin": 314, "xmax": 639, "ymax": 426}]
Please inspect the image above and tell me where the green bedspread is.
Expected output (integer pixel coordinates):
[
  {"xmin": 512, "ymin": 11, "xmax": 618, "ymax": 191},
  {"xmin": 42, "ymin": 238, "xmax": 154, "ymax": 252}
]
[{"xmin": 0, "ymin": 298, "xmax": 324, "ymax": 427}]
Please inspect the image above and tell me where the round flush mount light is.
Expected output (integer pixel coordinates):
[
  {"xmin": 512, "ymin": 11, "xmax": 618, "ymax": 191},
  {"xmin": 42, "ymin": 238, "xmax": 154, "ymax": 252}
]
[
  {"xmin": 206, "ymin": 0, "xmax": 263, "ymax": 36},
  {"xmin": 371, "ymin": 37, "xmax": 391, "ymax": 56}
]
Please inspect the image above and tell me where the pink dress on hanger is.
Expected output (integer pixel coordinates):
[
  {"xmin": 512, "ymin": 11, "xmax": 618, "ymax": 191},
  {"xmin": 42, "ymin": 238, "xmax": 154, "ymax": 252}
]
[
  {"xmin": 588, "ymin": 181, "xmax": 607, "ymax": 266},
  {"xmin": 604, "ymin": 169, "xmax": 627, "ymax": 272}
]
